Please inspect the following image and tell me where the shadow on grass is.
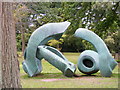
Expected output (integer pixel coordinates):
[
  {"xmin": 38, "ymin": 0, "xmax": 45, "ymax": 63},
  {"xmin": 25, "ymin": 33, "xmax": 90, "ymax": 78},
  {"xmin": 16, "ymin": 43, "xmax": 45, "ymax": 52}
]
[
  {"xmin": 112, "ymin": 73, "xmax": 119, "ymax": 78},
  {"xmin": 21, "ymin": 72, "xmax": 119, "ymax": 80},
  {"xmin": 21, "ymin": 73, "xmax": 68, "ymax": 79}
]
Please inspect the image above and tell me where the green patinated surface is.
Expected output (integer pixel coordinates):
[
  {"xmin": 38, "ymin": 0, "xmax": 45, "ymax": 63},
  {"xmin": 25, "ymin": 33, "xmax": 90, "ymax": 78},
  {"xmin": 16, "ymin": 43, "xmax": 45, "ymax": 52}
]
[
  {"xmin": 22, "ymin": 21, "xmax": 76, "ymax": 77},
  {"xmin": 22, "ymin": 22, "xmax": 117, "ymax": 78},
  {"xmin": 75, "ymin": 28, "xmax": 118, "ymax": 77}
]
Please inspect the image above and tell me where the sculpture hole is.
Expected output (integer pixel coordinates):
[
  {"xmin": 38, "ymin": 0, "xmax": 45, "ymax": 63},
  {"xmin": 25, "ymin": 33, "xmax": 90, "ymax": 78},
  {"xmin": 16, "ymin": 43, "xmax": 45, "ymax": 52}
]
[
  {"xmin": 69, "ymin": 63, "xmax": 71, "ymax": 66},
  {"xmin": 83, "ymin": 59, "xmax": 93, "ymax": 68}
]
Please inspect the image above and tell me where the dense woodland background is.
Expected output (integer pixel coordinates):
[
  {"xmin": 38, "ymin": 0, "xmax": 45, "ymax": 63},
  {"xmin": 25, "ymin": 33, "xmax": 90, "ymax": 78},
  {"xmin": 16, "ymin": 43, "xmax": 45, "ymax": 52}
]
[{"xmin": 14, "ymin": 2, "xmax": 120, "ymax": 59}]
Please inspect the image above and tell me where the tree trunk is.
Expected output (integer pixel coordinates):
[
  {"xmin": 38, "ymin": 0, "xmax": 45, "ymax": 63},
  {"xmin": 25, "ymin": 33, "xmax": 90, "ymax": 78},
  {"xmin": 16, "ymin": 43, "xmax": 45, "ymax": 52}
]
[
  {"xmin": 115, "ymin": 53, "xmax": 120, "ymax": 60},
  {"xmin": 0, "ymin": 2, "xmax": 21, "ymax": 88},
  {"xmin": 0, "ymin": 2, "xmax": 2, "ymax": 89},
  {"xmin": 21, "ymin": 26, "xmax": 25, "ymax": 54}
]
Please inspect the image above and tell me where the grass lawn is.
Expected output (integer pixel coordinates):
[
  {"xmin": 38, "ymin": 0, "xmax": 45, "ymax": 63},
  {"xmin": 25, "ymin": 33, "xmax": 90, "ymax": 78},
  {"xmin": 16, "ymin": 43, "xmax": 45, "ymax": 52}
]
[{"xmin": 18, "ymin": 52, "xmax": 119, "ymax": 88}]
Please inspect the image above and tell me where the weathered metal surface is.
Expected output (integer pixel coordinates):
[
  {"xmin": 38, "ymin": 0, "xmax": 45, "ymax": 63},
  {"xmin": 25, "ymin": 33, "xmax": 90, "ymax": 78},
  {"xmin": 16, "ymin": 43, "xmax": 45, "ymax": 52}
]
[
  {"xmin": 77, "ymin": 50, "xmax": 99, "ymax": 75},
  {"xmin": 22, "ymin": 21, "xmax": 76, "ymax": 77},
  {"xmin": 75, "ymin": 28, "xmax": 118, "ymax": 77},
  {"xmin": 22, "ymin": 22, "xmax": 117, "ymax": 77},
  {"xmin": 38, "ymin": 46, "xmax": 76, "ymax": 77}
]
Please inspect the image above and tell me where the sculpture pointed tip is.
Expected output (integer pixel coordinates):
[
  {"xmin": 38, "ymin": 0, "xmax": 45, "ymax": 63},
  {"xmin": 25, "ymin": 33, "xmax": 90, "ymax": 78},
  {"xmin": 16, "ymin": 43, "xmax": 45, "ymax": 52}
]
[
  {"xmin": 61, "ymin": 21, "xmax": 71, "ymax": 29},
  {"xmin": 64, "ymin": 21, "xmax": 71, "ymax": 25}
]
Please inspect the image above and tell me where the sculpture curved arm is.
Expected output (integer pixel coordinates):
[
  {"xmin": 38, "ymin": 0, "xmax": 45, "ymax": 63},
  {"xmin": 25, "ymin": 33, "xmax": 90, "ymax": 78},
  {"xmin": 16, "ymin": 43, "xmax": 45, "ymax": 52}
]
[
  {"xmin": 27, "ymin": 21, "xmax": 71, "ymax": 61},
  {"xmin": 75, "ymin": 28, "xmax": 118, "ymax": 77},
  {"xmin": 22, "ymin": 21, "xmax": 71, "ymax": 77}
]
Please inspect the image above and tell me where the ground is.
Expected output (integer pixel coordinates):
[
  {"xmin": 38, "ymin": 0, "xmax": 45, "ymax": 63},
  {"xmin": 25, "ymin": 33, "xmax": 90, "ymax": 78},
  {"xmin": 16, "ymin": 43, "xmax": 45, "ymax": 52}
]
[{"xmin": 18, "ymin": 52, "xmax": 119, "ymax": 88}]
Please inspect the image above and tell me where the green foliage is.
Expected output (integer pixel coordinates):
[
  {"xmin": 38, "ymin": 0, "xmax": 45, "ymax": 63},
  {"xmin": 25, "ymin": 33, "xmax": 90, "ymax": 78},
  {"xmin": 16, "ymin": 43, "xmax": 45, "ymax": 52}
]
[
  {"xmin": 15, "ymin": 2, "xmax": 120, "ymax": 53},
  {"xmin": 116, "ymin": 59, "xmax": 120, "ymax": 62},
  {"xmin": 94, "ymin": 2, "xmax": 119, "ymax": 37},
  {"xmin": 105, "ymin": 30, "xmax": 120, "ymax": 54},
  {"xmin": 47, "ymin": 39, "xmax": 63, "ymax": 50},
  {"xmin": 16, "ymin": 32, "xmax": 31, "ymax": 51},
  {"xmin": 61, "ymin": 35, "xmax": 85, "ymax": 52}
]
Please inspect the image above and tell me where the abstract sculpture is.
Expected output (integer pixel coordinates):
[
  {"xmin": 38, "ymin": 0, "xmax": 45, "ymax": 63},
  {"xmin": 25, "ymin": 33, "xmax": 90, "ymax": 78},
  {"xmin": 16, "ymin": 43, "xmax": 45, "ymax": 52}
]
[
  {"xmin": 22, "ymin": 21, "xmax": 76, "ymax": 77},
  {"xmin": 74, "ymin": 28, "xmax": 118, "ymax": 77},
  {"xmin": 22, "ymin": 22, "xmax": 117, "ymax": 77},
  {"xmin": 37, "ymin": 46, "xmax": 76, "ymax": 77}
]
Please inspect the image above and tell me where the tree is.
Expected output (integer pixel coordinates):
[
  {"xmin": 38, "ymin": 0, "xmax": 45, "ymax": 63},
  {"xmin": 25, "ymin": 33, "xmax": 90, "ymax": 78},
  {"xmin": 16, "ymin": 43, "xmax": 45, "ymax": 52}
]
[
  {"xmin": 59, "ymin": 2, "xmax": 91, "ymax": 52},
  {"xmin": 14, "ymin": 2, "xmax": 119, "ymax": 53},
  {"xmin": 22, "ymin": 2, "xmax": 64, "ymax": 50},
  {"xmin": 60, "ymin": 2, "xmax": 120, "ymax": 52},
  {"xmin": 105, "ymin": 30, "xmax": 120, "ymax": 60},
  {"xmin": 0, "ymin": 2, "xmax": 21, "ymax": 88},
  {"xmin": 14, "ymin": 3, "xmax": 32, "ymax": 54}
]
